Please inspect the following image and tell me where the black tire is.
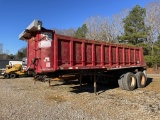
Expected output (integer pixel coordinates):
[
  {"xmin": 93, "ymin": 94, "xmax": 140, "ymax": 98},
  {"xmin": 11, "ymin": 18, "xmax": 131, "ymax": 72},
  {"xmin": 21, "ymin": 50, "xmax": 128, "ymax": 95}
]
[
  {"xmin": 135, "ymin": 72, "xmax": 147, "ymax": 88},
  {"xmin": 10, "ymin": 74, "xmax": 16, "ymax": 79},
  {"xmin": 16, "ymin": 74, "xmax": 19, "ymax": 78},
  {"xmin": 118, "ymin": 74, "xmax": 125, "ymax": 89},
  {"xmin": 4, "ymin": 74, "xmax": 10, "ymax": 79},
  {"xmin": 123, "ymin": 72, "xmax": 136, "ymax": 91}
]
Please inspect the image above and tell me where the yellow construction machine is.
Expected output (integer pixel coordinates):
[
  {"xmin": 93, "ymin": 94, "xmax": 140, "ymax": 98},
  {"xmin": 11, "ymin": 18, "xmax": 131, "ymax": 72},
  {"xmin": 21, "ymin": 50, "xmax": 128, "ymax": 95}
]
[{"xmin": 3, "ymin": 64, "xmax": 25, "ymax": 79}]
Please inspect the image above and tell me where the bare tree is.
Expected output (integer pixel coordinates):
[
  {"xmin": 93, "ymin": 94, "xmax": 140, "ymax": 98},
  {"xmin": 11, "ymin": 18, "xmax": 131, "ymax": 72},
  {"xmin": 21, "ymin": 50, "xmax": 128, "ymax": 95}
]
[
  {"xmin": 111, "ymin": 9, "xmax": 129, "ymax": 42},
  {"xmin": 84, "ymin": 16, "xmax": 112, "ymax": 41},
  {"xmin": 145, "ymin": 1, "xmax": 160, "ymax": 42},
  {"xmin": 0, "ymin": 43, "xmax": 4, "ymax": 59},
  {"xmin": 54, "ymin": 28, "xmax": 76, "ymax": 36},
  {"xmin": 0, "ymin": 43, "xmax": 3, "ymax": 54},
  {"xmin": 84, "ymin": 9, "xmax": 129, "ymax": 43},
  {"xmin": 0, "ymin": 43, "xmax": 10, "ymax": 59}
]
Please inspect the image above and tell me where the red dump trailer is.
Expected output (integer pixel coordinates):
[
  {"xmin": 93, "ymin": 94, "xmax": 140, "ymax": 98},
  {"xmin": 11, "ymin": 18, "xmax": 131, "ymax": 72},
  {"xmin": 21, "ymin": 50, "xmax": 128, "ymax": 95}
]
[{"xmin": 19, "ymin": 20, "xmax": 147, "ymax": 92}]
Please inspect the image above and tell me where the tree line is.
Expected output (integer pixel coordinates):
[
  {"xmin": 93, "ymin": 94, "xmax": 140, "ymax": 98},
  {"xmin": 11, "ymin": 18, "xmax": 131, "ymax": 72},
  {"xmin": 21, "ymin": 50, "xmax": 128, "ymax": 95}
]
[
  {"xmin": 0, "ymin": 43, "xmax": 26, "ymax": 60},
  {"xmin": 55, "ymin": 1, "xmax": 160, "ymax": 68},
  {"xmin": 1, "ymin": 1, "xmax": 160, "ymax": 68}
]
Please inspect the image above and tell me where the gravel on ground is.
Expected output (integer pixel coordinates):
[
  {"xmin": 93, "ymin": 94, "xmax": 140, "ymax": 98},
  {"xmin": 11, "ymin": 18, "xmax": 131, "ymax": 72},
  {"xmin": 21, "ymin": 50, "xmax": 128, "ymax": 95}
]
[{"xmin": 0, "ymin": 76, "xmax": 160, "ymax": 120}]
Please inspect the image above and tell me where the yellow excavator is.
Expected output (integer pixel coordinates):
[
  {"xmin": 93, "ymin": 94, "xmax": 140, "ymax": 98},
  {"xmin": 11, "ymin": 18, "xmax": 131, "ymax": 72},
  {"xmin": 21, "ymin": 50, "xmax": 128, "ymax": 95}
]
[{"xmin": 3, "ymin": 64, "xmax": 25, "ymax": 79}]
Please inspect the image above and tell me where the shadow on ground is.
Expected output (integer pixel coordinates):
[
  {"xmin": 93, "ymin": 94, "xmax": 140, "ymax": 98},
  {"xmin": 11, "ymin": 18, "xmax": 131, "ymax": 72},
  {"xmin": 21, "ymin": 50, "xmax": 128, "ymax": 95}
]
[
  {"xmin": 50, "ymin": 79, "xmax": 119, "ymax": 94},
  {"xmin": 50, "ymin": 77, "xmax": 153, "ymax": 94},
  {"xmin": 146, "ymin": 77, "xmax": 153, "ymax": 86}
]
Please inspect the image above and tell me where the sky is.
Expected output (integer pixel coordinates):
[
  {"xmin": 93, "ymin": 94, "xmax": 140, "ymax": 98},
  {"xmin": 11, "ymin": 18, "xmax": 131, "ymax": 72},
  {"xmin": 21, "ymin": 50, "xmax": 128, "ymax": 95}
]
[{"xmin": 0, "ymin": 0, "xmax": 156, "ymax": 55}]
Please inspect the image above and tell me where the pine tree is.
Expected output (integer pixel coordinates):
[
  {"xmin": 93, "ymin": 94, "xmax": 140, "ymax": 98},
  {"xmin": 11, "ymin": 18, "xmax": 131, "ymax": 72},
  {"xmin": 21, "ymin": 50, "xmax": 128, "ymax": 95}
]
[
  {"xmin": 74, "ymin": 24, "xmax": 87, "ymax": 39},
  {"xmin": 154, "ymin": 35, "xmax": 160, "ymax": 47},
  {"xmin": 119, "ymin": 5, "xmax": 147, "ymax": 44},
  {"xmin": 16, "ymin": 47, "xmax": 27, "ymax": 59}
]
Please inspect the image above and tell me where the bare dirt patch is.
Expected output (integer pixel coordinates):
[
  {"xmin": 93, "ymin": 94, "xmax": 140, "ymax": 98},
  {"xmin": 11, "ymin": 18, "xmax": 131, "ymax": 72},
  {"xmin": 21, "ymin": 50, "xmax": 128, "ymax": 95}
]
[{"xmin": 147, "ymin": 67, "xmax": 160, "ymax": 74}]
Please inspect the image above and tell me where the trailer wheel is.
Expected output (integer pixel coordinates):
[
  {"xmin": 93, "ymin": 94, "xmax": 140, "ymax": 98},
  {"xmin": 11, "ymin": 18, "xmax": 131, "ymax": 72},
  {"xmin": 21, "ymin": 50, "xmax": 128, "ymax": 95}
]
[
  {"xmin": 118, "ymin": 75, "xmax": 125, "ymax": 89},
  {"xmin": 123, "ymin": 72, "xmax": 136, "ymax": 91},
  {"xmin": 4, "ymin": 74, "xmax": 10, "ymax": 79},
  {"xmin": 10, "ymin": 74, "xmax": 16, "ymax": 79},
  {"xmin": 135, "ymin": 72, "xmax": 147, "ymax": 88}
]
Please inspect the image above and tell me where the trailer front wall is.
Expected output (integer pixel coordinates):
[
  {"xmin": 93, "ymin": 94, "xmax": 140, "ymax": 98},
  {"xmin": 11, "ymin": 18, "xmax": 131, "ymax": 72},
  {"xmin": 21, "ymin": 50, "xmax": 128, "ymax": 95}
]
[
  {"xmin": 27, "ymin": 31, "xmax": 55, "ymax": 73},
  {"xmin": 27, "ymin": 37, "xmax": 36, "ymax": 70}
]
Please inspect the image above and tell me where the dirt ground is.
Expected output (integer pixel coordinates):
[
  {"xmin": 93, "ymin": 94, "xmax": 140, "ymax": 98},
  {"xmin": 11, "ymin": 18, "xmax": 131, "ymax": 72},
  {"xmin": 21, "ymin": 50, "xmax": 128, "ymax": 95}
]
[
  {"xmin": 147, "ymin": 67, "xmax": 160, "ymax": 74},
  {"xmin": 0, "ymin": 72, "xmax": 160, "ymax": 120}
]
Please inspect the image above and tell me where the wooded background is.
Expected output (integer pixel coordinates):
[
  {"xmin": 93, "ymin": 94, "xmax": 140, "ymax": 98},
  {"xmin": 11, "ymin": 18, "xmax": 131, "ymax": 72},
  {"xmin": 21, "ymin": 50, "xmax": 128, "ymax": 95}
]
[{"xmin": 1, "ymin": 1, "xmax": 160, "ymax": 68}]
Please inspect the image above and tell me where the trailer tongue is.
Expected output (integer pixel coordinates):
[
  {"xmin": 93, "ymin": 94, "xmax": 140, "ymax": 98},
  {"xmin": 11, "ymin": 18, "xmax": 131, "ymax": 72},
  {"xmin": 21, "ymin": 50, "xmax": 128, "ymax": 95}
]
[{"xmin": 19, "ymin": 20, "xmax": 147, "ymax": 93}]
